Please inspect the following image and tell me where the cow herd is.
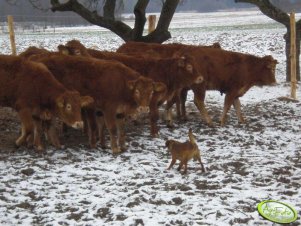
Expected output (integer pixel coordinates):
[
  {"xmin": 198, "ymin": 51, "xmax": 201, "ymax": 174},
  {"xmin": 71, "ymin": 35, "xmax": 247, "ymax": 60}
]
[{"xmin": 0, "ymin": 40, "xmax": 277, "ymax": 153}]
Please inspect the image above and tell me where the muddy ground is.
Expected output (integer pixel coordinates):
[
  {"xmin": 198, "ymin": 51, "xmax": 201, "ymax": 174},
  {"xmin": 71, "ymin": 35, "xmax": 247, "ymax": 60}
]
[{"xmin": 0, "ymin": 96, "xmax": 300, "ymax": 226}]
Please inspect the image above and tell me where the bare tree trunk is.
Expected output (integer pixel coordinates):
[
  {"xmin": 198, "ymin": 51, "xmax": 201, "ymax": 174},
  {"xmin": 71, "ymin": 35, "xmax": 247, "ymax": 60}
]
[
  {"xmin": 50, "ymin": 0, "xmax": 179, "ymax": 43},
  {"xmin": 235, "ymin": 0, "xmax": 300, "ymax": 81}
]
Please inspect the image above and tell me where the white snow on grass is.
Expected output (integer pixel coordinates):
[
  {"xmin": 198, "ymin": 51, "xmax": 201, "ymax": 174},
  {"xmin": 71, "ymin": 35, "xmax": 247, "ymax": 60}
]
[{"xmin": 0, "ymin": 10, "xmax": 300, "ymax": 226}]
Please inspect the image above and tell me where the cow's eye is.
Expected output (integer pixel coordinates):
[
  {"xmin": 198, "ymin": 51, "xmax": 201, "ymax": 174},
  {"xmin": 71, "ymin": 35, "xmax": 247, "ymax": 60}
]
[{"xmin": 66, "ymin": 104, "xmax": 72, "ymax": 111}]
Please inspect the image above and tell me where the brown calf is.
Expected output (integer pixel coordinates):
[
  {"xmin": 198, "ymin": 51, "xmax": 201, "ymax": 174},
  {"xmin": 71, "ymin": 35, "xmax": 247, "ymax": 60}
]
[{"xmin": 0, "ymin": 55, "xmax": 93, "ymax": 151}]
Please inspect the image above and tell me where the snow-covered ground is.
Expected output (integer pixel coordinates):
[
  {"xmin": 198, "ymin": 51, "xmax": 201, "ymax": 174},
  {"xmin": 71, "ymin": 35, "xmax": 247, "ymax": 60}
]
[{"xmin": 0, "ymin": 10, "xmax": 300, "ymax": 226}]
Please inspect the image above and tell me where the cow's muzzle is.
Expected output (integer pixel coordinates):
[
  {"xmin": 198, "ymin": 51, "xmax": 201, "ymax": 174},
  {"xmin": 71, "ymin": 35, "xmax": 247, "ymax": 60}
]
[
  {"xmin": 71, "ymin": 121, "xmax": 84, "ymax": 129},
  {"xmin": 137, "ymin": 106, "xmax": 150, "ymax": 114},
  {"xmin": 195, "ymin": 75, "xmax": 204, "ymax": 84}
]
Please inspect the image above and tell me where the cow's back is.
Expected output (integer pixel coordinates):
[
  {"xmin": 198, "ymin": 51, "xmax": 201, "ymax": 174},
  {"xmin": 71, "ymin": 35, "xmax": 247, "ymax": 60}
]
[
  {"xmin": 33, "ymin": 54, "xmax": 141, "ymax": 105},
  {"xmin": 117, "ymin": 41, "xmax": 221, "ymax": 57}
]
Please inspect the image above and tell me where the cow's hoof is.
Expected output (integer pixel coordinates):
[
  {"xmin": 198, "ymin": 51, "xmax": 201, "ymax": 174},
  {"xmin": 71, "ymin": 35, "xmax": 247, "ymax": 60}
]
[
  {"xmin": 166, "ymin": 121, "xmax": 174, "ymax": 128},
  {"xmin": 54, "ymin": 145, "xmax": 62, "ymax": 150},
  {"xmin": 35, "ymin": 145, "xmax": 44, "ymax": 152},
  {"xmin": 120, "ymin": 145, "xmax": 128, "ymax": 152},
  {"xmin": 14, "ymin": 141, "xmax": 21, "ymax": 148},
  {"xmin": 238, "ymin": 119, "xmax": 246, "ymax": 124},
  {"xmin": 89, "ymin": 143, "xmax": 97, "ymax": 149},
  {"xmin": 100, "ymin": 145, "xmax": 108, "ymax": 150},
  {"xmin": 180, "ymin": 116, "xmax": 188, "ymax": 122},
  {"xmin": 151, "ymin": 133, "xmax": 159, "ymax": 138},
  {"xmin": 112, "ymin": 147, "xmax": 121, "ymax": 154},
  {"xmin": 15, "ymin": 139, "xmax": 24, "ymax": 148}
]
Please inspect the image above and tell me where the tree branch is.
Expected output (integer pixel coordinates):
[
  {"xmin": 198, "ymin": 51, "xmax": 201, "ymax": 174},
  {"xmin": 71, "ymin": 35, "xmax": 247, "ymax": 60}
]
[
  {"xmin": 156, "ymin": 0, "xmax": 180, "ymax": 31},
  {"xmin": 51, "ymin": 0, "xmax": 132, "ymax": 41},
  {"xmin": 51, "ymin": 0, "xmax": 74, "ymax": 12},
  {"xmin": 103, "ymin": 0, "xmax": 115, "ymax": 20},
  {"xmin": 132, "ymin": 0, "xmax": 149, "ymax": 40},
  {"xmin": 235, "ymin": 0, "xmax": 290, "ymax": 27}
]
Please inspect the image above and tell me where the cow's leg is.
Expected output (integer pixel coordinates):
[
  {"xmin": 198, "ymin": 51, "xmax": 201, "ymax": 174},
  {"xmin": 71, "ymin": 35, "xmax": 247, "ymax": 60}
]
[
  {"xmin": 104, "ymin": 111, "xmax": 120, "ymax": 154},
  {"xmin": 149, "ymin": 99, "xmax": 160, "ymax": 137},
  {"xmin": 193, "ymin": 87, "xmax": 212, "ymax": 126},
  {"xmin": 175, "ymin": 94, "xmax": 181, "ymax": 120},
  {"xmin": 165, "ymin": 97, "xmax": 175, "ymax": 128},
  {"xmin": 26, "ymin": 133, "xmax": 34, "ymax": 148},
  {"xmin": 180, "ymin": 88, "xmax": 189, "ymax": 120},
  {"xmin": 183, "ymin": 161, "xmax": 188, "ymax": 174},
  {"xmin": 95, "ymin": 112, "xmax": 106, "ymax": 149},
  {"xmin": 84, "ymin": 108, "xmax": 98, "ymax": 148},
  {"xmin": 221, "ymin": 93, "xmax": 235, "ymax": 126},
  {"xmin": 32, "ymin": 117, "xmax": 44, "ymax": 152},
  {"xmin": 44, "ymin": 119, "xmax": 61, "ymax": 149},
  {"xmin": 116, "ymin": 113, "xmax": 127, "ymax": 152},
  {"xmin": 233, "ymin": 98, "xmax": 245, "ymax": 124},
  {"xmin": 16, "ymin": 108, "xmax": 34, "ymax": 147},
  {"xmin": 168, "ymin": 94, "xmax": 180, "ymax": 120}
]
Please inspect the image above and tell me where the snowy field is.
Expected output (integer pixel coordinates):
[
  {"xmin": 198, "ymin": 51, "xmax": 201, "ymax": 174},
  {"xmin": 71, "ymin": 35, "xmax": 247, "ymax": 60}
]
[{"xmin": 0, "ymin": 10, "xmax": 301, "ymax": 226}]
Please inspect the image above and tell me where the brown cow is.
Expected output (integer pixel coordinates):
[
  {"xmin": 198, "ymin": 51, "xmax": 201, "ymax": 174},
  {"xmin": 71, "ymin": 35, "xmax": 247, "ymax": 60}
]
[
  {"xmin": 117, "ymin": 41, "xmax": 221, "ymax": 120},
  {"xmin": 117, "ymin": 42, "xmax": 277, "ymax": 125},
  {"xmin": 63, "ymin": 40, "xmax": 203, "ymax": 136},
  {"xmin": 0, "ymin": 55, "xmax": 93, "ymax": 151},
  {"xmin": 32, "ymin": 54, "xmax": 165, "ymax": 153}
]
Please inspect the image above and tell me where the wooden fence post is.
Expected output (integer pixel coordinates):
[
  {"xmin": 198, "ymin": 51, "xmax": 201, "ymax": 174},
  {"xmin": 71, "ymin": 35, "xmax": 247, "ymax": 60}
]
[
  {"xmin": 290, "ymin": 12, "xmax": 297, "ymax": 99},
  {"xmin": 148, "ymin": 15, "xmax": 156, "ymax": 34},
  {"xmin": 7, "ymin": 15, "xmax": 17, "ymax": 55}
]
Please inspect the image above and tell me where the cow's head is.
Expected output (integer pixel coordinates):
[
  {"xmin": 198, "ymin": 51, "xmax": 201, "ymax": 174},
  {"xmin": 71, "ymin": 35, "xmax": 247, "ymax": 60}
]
[
  {"xmin": 127, "ymin": 76, "xmax": 166, "ymax": 113},
  {"xmin": 260, "ymin": 55, "xmax": 278, "ymax": 86},
  {"xmin": 58, "ymin": 39, "xmax": 91, "ymax": 57},
  {"xmin": 55, "ymin": 90, "xmax": 94, "ymax": 129},
  {"xmin": 175, "ymin": 54, "xmax": 204, "ymax": 86}
]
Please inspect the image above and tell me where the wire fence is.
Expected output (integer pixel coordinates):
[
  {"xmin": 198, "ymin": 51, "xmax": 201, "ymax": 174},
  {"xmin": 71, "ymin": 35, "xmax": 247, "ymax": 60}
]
[{"xmin": 0, "ymin": 15, "xmax": 95, "ymax": 34}]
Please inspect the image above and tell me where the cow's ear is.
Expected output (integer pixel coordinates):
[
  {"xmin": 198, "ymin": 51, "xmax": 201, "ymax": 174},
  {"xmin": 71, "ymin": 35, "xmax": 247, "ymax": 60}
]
[
  {"xmin": 58, "ymin": 45, "xmax": 70, "ymax": 55},
  {"xmin": 81, "ymin": 96, "xmax": 94, "ymax": 107},
  {"xmin": 56, "ymin": 96, "xmax": 64, "ymax": 108},
  {"xmin": 153, "ymin": 82, "xmax": 166, "ymax": 92},
  {"xmin": 178, "ymin": 56, "xmax": 186, "ymax": 67},
  {"xmin": 127, "ymin": 80, "xmax": 137, "ymax": 90}
]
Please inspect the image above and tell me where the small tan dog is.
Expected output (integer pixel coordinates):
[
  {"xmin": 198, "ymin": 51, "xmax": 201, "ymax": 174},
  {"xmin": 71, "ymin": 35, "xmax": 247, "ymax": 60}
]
[{"xmin": 165, "ymin": 129, "xmax": 205, "ymax": 174}]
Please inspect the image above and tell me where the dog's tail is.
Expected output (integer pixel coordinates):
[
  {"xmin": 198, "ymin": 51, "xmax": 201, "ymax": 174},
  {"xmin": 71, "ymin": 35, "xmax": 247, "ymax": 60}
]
[{"xmin": 188, "ymin": 128, "xmax": 197, "ymax": 145}]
